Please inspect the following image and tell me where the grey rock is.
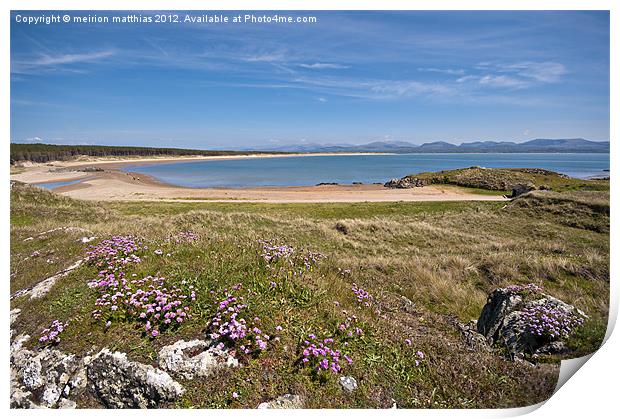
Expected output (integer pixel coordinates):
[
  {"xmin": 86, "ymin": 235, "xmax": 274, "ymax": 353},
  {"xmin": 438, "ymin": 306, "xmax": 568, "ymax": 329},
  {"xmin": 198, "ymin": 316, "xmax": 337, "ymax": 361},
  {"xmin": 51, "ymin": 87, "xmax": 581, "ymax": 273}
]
[
  {"xmin": 455, "ymin": 320, "xmax": 490, "ymax": 351},
  {"xmin": 535, "ymin": 341, "xmax": 569, "ymax": 355},
  {"xmin": 338, "ymin": 376, "xmax": 358, "ymax": 392},
  {"xmin": 384, "ymin": 177, "xmax": 425, "ymax": 189},
  {"xmin": 30, "ymin": 259, "xmax": 84, "ymax": 299},
  {"xmin": 10, "ymin": 386, "xmax": 34, "ymax": 409},
  {"xmin": 158, "ymin": 339, "xmax": 238, "ymax": 380},
  {"xmin": 477, "ymin": 287, "xmax": 586, "ymax": 357},
  {"xmin": 10, "ymin": 335, "xmax": 85, "ymax": 409},
  {"xmin": 80, "ymin": 166, "xmax": 104, "ymax": 173},
  {"xmin": 25, "ymin": 351, "xmax": 82, "ymax": 407},
  {"xmin": 87, "ymin": 348, "xmax": 184, "ymax": 408},
  {"xmin": 400, "ymin": 295, "xmax": 416, "ymax": 314},
  {"xmin": 57, "ymin": 398, "xmax": 77, "ymax": 409},
  {"xmin": 477, "ymin": 289, "xmax": 523, "ymax": 341},
  {"xmin": 510, "ymin": 183, "xmax": 536, "ymax": 198},
  {"xmin": 10, "ymin": 308, "xmax": 21, "ymax": 325},
  {"xmin": 11, "ymin": 334, "xmax": 31, "ymax": 361},
  {"xmin": 257, "ymin": 394, "xmax": 303, "ymax": 409},
  {"xmin": 21, "ymin": 356, "xmax": 44, "ymax": 390}
]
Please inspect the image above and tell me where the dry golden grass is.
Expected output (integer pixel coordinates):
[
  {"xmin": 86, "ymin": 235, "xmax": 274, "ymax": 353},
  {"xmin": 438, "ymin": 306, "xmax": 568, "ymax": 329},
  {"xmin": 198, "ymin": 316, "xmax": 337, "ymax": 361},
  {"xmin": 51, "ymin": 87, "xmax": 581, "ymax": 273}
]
[{"xmin": 10, "ymin": 183, "xmax": 609, "ymax": 408}]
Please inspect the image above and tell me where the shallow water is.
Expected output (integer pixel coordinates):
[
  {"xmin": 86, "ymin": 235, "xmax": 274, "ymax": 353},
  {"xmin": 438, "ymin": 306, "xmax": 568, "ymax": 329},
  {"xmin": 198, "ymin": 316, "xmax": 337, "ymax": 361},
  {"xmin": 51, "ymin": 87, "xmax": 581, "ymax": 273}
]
[
  {"xmin": 35, "ymin": 178, "xmax": 88, "ymax": 190},
  {"xmin": 122, "ymin": 153, "xmax": 609, "ymax": 189}
]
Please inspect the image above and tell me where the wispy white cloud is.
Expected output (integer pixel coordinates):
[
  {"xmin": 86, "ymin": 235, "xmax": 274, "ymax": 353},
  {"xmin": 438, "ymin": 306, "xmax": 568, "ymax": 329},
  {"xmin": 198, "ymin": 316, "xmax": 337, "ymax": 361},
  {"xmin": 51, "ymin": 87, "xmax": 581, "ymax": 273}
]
[
  {"xmin": 418, "ymin": 67, "xmax": 466, "ymax": 76},
  {"xmin": 501, "ymin": 61, "xmax": 568, "ymax": 82},
  {"xmin": 34, "ymin": 50, "xmax": 115, "ymax": 66},
  {"xmin": 478, "ymin": 74, "xmax": 531, "ymax": 89},
  {"xmin": 453, "ymin": 61, "xmax": 568, "ymax": 91},
  {"xmin": 12, "ymin": 49, "xmax": 116, "ymax": 74},
  {"xmin": 298, "ymin": 62, "xmax": 350, "ymax": 70},
  {"xmin": 475, "ymin": 61, "xmax": 568, "ymax": 84},
  {"xmin": 241, "ymin": 52, "xmax": 287, "ymax": 63},
  {"xmin": 368, "ymin": 80, "xmax": 456, "ymax": 98}
]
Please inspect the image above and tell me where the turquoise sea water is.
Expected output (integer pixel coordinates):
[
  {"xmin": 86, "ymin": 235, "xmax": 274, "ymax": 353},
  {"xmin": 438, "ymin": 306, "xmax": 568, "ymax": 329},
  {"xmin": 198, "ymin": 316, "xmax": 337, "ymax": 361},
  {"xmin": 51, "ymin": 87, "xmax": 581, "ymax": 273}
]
[
  {"xmin": 35, "ymin": 178, "xmax": 90, "ymax": 190},
  {"xmin": 121, "ymin": 153, "xmax": 610, "ymax": 188}
]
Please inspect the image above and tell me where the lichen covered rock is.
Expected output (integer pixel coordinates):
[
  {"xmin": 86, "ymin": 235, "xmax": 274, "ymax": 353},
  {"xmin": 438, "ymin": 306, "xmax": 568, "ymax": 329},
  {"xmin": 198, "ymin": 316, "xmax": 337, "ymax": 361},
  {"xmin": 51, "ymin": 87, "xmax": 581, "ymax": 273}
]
[
  {"xmin": 10, "ymin": 335, "xmax": 86, "ymax": 409},
  {"xmin": 158, "ymin": 339, "xmax": 238, "ymax": 380},
  {"xmin": 86, "ymin": 348, "xmax": 185, "ymax": 408},
  {"xmin": 257, "ymin": 394, "xmax": 303, "ymax": 409}
]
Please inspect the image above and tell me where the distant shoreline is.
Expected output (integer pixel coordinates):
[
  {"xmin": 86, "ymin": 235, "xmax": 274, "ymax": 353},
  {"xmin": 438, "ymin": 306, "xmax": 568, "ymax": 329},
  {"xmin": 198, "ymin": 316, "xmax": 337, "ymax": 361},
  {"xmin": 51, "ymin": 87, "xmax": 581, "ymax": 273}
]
[
  {"xmin": 9, "ymin": 154, "xmax": 510, "ymax": 203},
  {"xmin": 12, "ymin": 152, "xmax": 395, "ymax": 170},
  {"xmin": 9, "ymin": 152, "xmax": 608, "ymax": 203}
]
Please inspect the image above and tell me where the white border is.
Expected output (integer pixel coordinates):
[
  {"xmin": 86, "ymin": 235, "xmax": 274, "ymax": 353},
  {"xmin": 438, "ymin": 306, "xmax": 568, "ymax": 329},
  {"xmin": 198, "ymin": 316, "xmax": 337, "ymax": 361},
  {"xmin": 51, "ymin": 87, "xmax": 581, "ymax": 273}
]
[{"xmin": 3, "ymin": 1, "xmax": 617, "ymax": 417}]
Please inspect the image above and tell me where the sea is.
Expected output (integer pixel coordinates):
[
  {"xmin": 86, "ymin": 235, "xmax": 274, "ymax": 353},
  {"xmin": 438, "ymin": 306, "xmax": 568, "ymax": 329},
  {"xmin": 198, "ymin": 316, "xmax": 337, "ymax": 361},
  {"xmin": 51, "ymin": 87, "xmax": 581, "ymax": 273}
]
[{"xmin": 119, "ymin": 153, "xmax": 610, "ymax": 189}]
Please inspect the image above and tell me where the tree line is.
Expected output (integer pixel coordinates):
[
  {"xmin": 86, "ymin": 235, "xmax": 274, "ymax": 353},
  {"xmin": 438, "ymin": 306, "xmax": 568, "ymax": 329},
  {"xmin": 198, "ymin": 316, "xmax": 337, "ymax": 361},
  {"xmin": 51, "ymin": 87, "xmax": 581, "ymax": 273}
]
[{"xmin": 10, "ymin": 143, "xmax": 280, "ymax": 164}]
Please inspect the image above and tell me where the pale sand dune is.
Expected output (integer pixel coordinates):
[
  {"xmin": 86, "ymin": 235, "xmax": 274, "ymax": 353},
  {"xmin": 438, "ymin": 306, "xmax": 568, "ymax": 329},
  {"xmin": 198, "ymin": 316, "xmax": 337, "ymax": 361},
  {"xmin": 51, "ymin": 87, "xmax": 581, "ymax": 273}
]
[{"xmin": 10, "ymin": 157, "xmax": 508, "ymax": 203}]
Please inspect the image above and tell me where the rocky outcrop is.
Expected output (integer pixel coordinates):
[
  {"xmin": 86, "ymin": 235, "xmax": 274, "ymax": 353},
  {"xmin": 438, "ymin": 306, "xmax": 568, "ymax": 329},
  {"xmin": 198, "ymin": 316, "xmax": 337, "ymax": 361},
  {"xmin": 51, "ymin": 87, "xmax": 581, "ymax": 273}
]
[
  {"xmin": 158, "ymin": 339, "xmax": 238, "ymax": 380},
  {"xmin": 86, "ymin": 348, "xmax": 185, "ymax": 408},
  {"xmin": 338, "ymin": 376, "xmax": 358, "ymax": 392},
  {"xmin": 257, "ymin": 394, "xmax": 303, "ymax": 409},
  {"xmin": 10, "ymin": 259, "xmax": 84, "ymax": 301},
  {"xmin": 11, "ymin": 308, "xmax": 21, "ymax": 324},
  {"xmin": 477, "ymin": 287, "xmax": 586, "ymax": 357},
  {"xmin": 10, "ymin": 334, "xmax": 87, "ymax": 409},
  {"xmin": 454, "ymin": 320, "xmax": 490, "ymax": 351},
  {"xmin": 510, "ymin": 183, "xmax": 536, "ymax": 198},
  {"xmin": 10, "ymin": 308, "xmax": 21, "ymax": 339},
  {"xmin": 11, "ymin": 343, "xmax": 187, "ymax": 409},
  {"xmin": 384, "ymin": 177, "xmax": 424, "ymax": 189},
  {"xmin": 11, "ymin": 302, "xmax": 194, "ymax": 409}
]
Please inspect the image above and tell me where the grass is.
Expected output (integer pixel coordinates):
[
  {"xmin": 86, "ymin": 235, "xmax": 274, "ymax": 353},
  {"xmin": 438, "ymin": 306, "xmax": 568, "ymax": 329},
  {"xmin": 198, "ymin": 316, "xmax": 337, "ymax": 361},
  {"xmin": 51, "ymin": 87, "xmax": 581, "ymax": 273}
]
[
  {"xmin": 411, "ymin": 167, "xmax": 609, "ymax": 194},
  {"xmin": 10, "ymin": 181, "xmax": 609, "ymax": 408}
]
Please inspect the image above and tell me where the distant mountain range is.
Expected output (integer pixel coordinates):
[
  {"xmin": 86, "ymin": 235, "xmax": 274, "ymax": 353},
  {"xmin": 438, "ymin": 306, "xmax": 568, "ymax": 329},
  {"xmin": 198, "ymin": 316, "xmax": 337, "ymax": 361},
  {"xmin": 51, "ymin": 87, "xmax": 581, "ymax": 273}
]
[{"xmin": 256, "ymin": 138, "xmax": 609, "ymax": 153}]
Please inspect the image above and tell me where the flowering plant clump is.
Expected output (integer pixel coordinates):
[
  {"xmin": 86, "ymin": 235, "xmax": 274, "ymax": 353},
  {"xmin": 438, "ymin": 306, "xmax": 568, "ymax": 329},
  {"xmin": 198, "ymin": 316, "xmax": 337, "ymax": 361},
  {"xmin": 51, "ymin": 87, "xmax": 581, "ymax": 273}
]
[
  {"xmin": 299, "ymin": 311, "xmax": 363, "ymax": 376},
  {"xmin": 300, "ymin": 334, "xmax": 351, "ymax": 374},
  {"xmin": 351, "ymin": 283, "xmax": 373, "ymax": 307},
  {"xmin": 505, "ymin": 283, "xmax": 543, "ymax": 295},
  {"xmin": 91, "ymin": 275, "xmax": 195, "ymax": 337},
  {"xmin": 404, "ymin": 339, "xmax": 426, "ymax": 366},
  {"xmin": 86, "ymin": 236, "xmax": 143, "ymax": 273},
  {"xmin": 38, "ymin": 320, "xmax": 68, "ymax": 345},
  {"xmin": 206, "ymin": 284, "xmax": 273, "ymax": 355},
  {"xmin": 86, "ymin": 235, "xmax": 195, "ymax": 337},
  {"xmin": 413, "ymin": 350, "xmax": 426, "ymax": 366},
  {"xmin": 302, "ymin": 251, "xmax": 324, "ymax": 271},
  {"xmin": 259, "ymin": 241, "xmax": 295, "ymax": 263},
  {"xmin": 258, "ymin": 240, "xmax": 324, "ymax": 275},
  {"xmin": 337, "ymin": 312, "xmax": 364, "ymax": 339},
  {"xmin": 521, "ymin": 303, "xmax": 584, "ymax": 340}
]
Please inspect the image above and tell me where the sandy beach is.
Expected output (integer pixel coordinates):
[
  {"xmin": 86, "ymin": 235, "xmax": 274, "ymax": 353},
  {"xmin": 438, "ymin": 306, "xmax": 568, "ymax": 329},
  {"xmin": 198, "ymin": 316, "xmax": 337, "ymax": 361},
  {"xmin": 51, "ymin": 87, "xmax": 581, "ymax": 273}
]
[{"xmin": 10, "ymin": 155, "xmax": 508, "ymax": 203}]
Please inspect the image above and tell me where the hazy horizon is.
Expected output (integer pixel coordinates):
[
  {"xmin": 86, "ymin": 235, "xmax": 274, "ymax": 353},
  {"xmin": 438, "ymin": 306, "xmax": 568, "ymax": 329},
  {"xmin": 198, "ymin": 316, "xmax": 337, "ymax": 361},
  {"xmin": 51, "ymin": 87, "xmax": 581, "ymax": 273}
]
[{"xmin": 9, "ymin": 137, "xmax": 611, "ymax": 151}]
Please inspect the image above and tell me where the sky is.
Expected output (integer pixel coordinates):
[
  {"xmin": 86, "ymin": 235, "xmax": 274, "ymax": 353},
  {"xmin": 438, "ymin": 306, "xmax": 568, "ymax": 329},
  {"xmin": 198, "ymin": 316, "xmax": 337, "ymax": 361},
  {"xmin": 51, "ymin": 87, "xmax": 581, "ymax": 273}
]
[{"xmin": 10, "ymin": 11, "xmax": 610, "ymax": 149}]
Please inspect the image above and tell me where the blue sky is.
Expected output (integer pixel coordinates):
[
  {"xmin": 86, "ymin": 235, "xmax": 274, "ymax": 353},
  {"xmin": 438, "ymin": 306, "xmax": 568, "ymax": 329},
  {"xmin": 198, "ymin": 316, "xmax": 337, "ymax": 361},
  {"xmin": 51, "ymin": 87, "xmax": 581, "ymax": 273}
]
[{"xmin": 10, "ymin": 11, "xmax": 610, "ymax": 149}]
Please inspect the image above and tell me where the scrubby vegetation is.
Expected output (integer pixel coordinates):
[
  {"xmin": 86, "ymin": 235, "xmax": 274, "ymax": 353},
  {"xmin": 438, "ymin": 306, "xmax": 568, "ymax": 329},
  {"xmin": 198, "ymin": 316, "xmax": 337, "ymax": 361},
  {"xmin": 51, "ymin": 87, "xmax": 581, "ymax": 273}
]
[
  {"xmin": 410, "ymin": 167, "xmax": 609, "ymax": 193},
  {"xmin": 10, "ymin": 143, "xmax": 283, "ymax": 164},
  {"xmin": 10, "ymin": 181, "xmax": 609, "ymax": 408}
]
